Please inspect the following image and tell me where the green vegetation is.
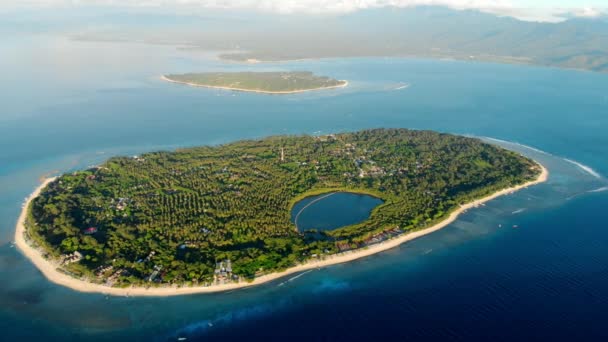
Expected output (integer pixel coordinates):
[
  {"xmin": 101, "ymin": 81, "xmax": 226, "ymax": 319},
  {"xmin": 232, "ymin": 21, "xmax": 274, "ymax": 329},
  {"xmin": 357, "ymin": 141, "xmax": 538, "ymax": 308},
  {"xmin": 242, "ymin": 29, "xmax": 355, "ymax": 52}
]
[
  {"xmin": 28, "ymin": 129, "xmax": 540, "ymax": 287},
  {"xmin": 163, "ymin": 71, "xmax": 346, "ymax": 93}
]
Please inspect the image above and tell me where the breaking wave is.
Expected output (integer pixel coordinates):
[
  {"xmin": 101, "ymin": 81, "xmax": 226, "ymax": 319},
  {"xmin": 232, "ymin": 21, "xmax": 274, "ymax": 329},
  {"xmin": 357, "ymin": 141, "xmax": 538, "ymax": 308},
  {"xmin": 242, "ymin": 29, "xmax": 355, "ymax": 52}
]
[
  {"xmin": 563, "ymin": 159, "xmax": 602, "ymax": 179},
  {"xmin": 482, "ymin": 137, "xmax": 553, "ymax": 156},
  {"xmin": 482, "ymin": 136, "xmax": 603, "ymax": 180}
]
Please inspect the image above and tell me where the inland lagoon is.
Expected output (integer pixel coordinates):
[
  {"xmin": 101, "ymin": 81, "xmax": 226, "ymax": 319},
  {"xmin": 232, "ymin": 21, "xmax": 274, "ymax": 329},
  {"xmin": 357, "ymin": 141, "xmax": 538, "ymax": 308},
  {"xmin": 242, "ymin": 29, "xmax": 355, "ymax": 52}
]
[
  {"xmin": 291, "ymin": 192, "xmax": 382, "ymax": 231},
  {"xmin": 291, "ymin": 192, "xmax": 384, "ymax": 232}
]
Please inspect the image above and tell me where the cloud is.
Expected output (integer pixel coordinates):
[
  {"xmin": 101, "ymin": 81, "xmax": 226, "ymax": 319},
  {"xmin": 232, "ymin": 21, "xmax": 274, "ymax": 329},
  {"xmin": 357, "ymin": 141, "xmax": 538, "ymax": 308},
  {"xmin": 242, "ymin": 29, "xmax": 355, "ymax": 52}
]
[
  {"xmin": 2, "ymin": 0, "xmax": 606, "ymax": 22},
  {"xmin": 568, "ymin": 7, "xmax": 606, "ymax": 18},
  {"xmin": 1, "ymin": 0, "xmax": 514, "ymax": 13}
]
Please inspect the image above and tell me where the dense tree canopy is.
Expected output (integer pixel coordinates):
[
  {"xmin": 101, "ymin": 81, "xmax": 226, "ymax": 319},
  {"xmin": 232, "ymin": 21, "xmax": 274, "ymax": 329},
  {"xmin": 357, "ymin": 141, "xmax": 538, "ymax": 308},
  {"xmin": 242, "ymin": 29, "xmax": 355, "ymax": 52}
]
[
  {"xmin": 27, "ymin": 129, "xmax": 540, "ymax": 287},
  {"xmin": 163, "ymin": 71, "xmax": 346, "ymax": 93}
]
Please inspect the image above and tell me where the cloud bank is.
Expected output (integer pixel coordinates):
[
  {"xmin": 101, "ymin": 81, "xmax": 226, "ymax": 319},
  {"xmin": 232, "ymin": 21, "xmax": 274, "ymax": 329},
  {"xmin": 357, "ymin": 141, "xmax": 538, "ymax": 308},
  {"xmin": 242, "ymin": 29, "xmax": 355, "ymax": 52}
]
[{"xmin": 3, "ymin": 0, "xmax": 606, "ymax": 22}]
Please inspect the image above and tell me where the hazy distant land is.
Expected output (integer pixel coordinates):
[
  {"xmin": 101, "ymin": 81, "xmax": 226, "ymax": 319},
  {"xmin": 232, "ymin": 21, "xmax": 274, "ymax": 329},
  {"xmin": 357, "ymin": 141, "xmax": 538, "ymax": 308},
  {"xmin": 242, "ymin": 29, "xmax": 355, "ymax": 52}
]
[
  {"xmin": 73, "ymin": 7, "xmax": 608, "ymax": 74},
  {"xmin": 162, "ymin": 72, "xmax": 348, "ymax": 94}
]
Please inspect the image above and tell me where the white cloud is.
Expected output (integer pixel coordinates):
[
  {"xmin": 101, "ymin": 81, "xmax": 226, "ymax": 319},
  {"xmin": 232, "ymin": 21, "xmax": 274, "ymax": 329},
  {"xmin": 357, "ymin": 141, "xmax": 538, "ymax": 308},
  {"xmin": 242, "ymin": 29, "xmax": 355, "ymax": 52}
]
[
  {"xmin": 0, "ymin": 0, "xmax": 514, "ymax": 13},
  {"xmin": 569, "ymin": 6, "xmax": 605, "ymax": 18},
  {"xmin": 2, "ymin": 0, "xmax": 606, "ymax": 22}
]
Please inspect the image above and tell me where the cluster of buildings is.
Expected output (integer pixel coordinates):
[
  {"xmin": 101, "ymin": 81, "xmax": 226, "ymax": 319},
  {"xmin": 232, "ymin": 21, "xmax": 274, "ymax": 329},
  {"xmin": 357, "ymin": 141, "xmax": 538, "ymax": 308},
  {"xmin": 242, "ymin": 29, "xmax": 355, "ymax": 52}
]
[
  {"xmin": 103, "ymin": 268, "xmax": 126, "ymax": 287},
  {"xmin": 147, "ymin": 265, "xmax": 163, "ymax": 282},
  {"xmin": 60, "ymin": 251, "xmax": 82, "ymax": 265},
  {"xmin": 336, "ymin": 241, "xmax": 353, "ymax": 253},
  {"xmin": 353, "ymin": 157, "xmax": 387, "ymax": 178},
  {"xmin": 115, "ymin": 197, "xmax": 130, "ymax": 211},
  {"xmin": 135, "ymin": 250, "xmax": 156, "ymax": 264},
  {"xmin": 95, "ymin": 264, "xmax": 113, "ymax": 277},
  {"xmin": 335, "ymin": 226, "xmax": 404, "ymax": 253},
  {"xmin": 314, "ymin": 134, "xmax": 337, "ymax": 142},
  {"xmin": 362, "ymin": 227, "xmax": 403, "ymax": 246},
  {"xmin": 132, "ymin": 155, "xmax": 146, "ymax": 162},
  {"xmin": 214, "ymin": 259, "xmax": 237, "ymax": 284}
]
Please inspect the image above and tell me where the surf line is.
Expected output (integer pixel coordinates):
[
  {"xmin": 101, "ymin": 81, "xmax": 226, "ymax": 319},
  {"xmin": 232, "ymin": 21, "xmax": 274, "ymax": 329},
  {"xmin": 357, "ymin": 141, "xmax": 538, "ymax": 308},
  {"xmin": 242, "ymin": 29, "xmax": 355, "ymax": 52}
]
[
  {"xmin": 288, "ymin": 269, "xmax": 315, "ymax": 283},
  {"xmin": 481, "ymin": 136, "xmax": 604, "ymax": 180},
  {"xmin": 293, "ymin": 192, "xmax": 340, "ymax": 230},
  {"xmin": 481, "ymin": 137, "xmax": 553, "ymax": 156},
  {"xmin": 563, "ymin": 158, "xmax": 603, "ymax": 179}
]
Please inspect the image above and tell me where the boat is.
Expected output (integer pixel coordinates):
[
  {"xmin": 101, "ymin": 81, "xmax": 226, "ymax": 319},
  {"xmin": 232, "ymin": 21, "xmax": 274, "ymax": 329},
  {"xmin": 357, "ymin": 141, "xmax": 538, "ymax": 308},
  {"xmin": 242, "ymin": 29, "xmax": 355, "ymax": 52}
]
[{"xmin": 394, "ymin": 83, "xmax": 410, "ymax": 90}]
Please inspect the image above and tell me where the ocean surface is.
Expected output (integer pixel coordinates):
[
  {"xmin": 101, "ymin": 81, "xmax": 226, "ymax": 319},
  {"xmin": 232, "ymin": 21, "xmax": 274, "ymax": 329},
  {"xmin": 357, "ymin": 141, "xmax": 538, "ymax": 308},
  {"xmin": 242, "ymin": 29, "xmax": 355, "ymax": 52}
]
[
  {"xmin": 291, "ymin": 192, "xmax": 383, "ymax": 231},
  {"xmin": 1, "ymin": 33, "xmax": 608, "ymax": 341}
]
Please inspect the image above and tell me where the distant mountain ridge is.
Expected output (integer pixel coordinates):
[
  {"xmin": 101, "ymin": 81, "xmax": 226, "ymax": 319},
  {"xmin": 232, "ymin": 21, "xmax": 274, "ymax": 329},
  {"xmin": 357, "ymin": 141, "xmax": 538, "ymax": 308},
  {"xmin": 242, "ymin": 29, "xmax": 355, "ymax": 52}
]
[
  {"xmin": 66, "ymin": 6, "xmax": 608, "ymax": 73},
  {"xmin": 217, "ymin": 7, "xmax": 608, "ymax": 72}
]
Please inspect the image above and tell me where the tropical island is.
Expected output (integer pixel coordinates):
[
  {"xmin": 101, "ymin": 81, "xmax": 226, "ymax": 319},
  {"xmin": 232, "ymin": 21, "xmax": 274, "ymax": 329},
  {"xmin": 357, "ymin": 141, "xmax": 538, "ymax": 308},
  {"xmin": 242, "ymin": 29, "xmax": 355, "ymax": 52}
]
[
  {"xmin": 16, "ymin": 129, "xmax": 547, "ymax": 296},
  {"xmin": 161, "ymin": 71, "xmax": 348, "ymax": 94}
]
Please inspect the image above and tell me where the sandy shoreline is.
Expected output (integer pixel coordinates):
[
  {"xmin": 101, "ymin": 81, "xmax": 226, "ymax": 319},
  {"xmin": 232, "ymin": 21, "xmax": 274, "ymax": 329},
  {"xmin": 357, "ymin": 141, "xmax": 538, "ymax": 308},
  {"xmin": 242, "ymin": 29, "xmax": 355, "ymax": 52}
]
[
  {"xmin": 160, "ymin": 75, "xmax": 349, "ymax": 94},
  {"xmin": 15, "ymin": 163, "xmax": 547, "ymax": 297}
]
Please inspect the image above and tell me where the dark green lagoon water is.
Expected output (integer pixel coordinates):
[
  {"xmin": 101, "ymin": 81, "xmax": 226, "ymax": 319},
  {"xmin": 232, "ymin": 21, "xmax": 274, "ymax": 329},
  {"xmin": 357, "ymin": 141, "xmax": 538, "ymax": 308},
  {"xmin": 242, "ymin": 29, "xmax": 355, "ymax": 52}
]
[
  {"xmin": 1, "ymin": 31, "xmax": 608, "ymax": 341},
  {"xmin": 291, "ymin": 192, "xmax": 383, "ymax": 231}
]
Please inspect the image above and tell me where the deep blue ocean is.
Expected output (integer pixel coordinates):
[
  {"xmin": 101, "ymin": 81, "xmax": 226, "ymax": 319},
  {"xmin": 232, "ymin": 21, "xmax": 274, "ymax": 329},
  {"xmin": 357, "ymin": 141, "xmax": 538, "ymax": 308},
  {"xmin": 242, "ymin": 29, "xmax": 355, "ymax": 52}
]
[{"xmin": 1, "ymin": 34, "xmax": 608, "ymax": 341}]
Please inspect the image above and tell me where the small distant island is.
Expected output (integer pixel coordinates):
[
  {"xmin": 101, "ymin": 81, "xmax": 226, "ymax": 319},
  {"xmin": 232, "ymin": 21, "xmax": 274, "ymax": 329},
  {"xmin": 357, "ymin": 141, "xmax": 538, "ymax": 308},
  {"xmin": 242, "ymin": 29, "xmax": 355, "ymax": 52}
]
[
  {"xmin": 161, "ymin": 71, "xmax": 348, "ymax": 94},
  {"xmin": 16, "ymin": 129, "xmax": 546, "ymax": 296}
]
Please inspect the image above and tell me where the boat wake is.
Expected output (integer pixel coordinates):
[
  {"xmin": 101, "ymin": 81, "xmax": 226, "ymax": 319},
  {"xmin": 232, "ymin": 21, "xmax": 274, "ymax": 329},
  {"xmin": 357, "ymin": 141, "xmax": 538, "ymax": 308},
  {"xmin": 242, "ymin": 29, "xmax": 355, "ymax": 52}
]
[
  {"xmin": 563, "ymin": 159, "xmax": 602, "ymax": 179},
  {"xmin": 393, "ymin": 83, "xmax": 410, "ymax": 90},
  {"xmin": 511, "ymin": 208, "xmax": 526, "ymax": 214},
  {"xmin": 588, "ymin": 186, "xmax": 608, "ymax": 193}
]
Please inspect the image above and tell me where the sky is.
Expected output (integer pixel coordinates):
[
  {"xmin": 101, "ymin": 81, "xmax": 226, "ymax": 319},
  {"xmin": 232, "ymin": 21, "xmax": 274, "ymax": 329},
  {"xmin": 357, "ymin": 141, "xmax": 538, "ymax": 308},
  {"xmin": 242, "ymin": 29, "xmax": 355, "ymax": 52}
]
[{"xmin": 2, "ymin": 0, "xmax": 607, "ymax": 22}]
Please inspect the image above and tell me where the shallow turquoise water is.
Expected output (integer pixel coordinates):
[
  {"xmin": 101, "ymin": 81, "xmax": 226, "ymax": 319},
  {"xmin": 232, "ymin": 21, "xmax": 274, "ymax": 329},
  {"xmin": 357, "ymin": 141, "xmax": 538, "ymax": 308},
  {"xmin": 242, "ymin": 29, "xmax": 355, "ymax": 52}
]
[{"xmin": 1, "ymin": 34, "xmax": 608, "ymax": 340}]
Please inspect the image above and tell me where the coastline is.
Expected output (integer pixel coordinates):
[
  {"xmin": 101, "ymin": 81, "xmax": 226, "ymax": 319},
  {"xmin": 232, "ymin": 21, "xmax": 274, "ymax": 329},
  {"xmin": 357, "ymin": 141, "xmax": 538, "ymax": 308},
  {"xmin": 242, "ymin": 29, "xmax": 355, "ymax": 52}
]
[
  {"xmin": 15, "ymin": 163, "xmax": 548, "ymax": 297},
  {"xmin": 160, "ymin": 75, "xmax": 349, "ymax": 94}
]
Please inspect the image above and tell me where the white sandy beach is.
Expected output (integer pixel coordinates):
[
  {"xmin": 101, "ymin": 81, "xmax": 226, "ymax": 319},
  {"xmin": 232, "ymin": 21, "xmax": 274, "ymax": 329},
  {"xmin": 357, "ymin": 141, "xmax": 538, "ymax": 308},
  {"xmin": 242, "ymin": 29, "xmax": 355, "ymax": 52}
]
[
  {"xmin": 160, "ymin": 75, "xmax": 349, "ymax": 94},
  {"xmin": 15, "ymin": 164, "xmax": 547, "ymax": 297}
]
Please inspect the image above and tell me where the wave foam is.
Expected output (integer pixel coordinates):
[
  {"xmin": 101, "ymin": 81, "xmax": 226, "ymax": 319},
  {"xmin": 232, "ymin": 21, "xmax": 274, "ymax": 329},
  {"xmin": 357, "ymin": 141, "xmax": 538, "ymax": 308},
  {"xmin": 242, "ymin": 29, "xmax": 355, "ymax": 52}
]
[
  {"xmin": 588, "ymin": 186, "xmax": 608, "ymax": 193},
  {"xmin": 482, "ymin": 137, "xmax": 553, "ymax": 156},
  {"xmin": 482, "ymin": 137, "xmax": 604, "ymax": 180},
  {"xmin": 563, "ymin": 159, "xmax": 602, "ymax": 179}
]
